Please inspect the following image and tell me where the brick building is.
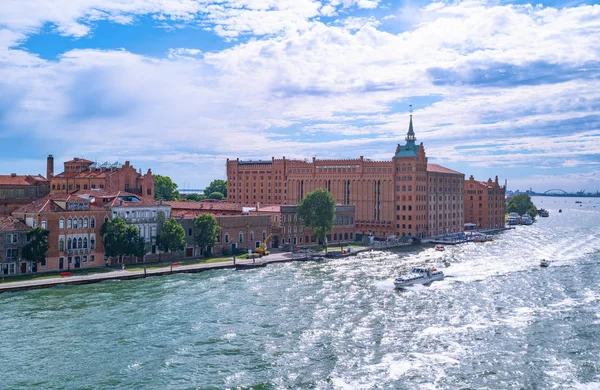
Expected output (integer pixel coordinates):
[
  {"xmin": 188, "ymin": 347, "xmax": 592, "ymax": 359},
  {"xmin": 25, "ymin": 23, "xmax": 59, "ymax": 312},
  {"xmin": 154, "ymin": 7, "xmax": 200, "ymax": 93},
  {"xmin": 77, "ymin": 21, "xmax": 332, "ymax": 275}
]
[
  {"xmin": 227, "ymin": 115, "xmax": 464, "ymax": 239},
  {"xmin": 427, "ymin": 164, "xmax": 465, "ymax": 236},
  {"xmin": 12, "ymin": 193, "xmax": 111, "ymax": 272},
  {"xmin": 166, "ymin": 200, "xmax": 244, "ymax": 218},
  {"xmin": 0, "ymin": 174, "xmax": 50, "ymax": 216},
  {"xmin": 464, "ymin": 175, "xmax": 506, "ymax": 229},
  {"xmin": 0, "ymin": 216, "xmax": 30, "ymax": 275},
  {"xmin": 49, "ymin": 156, "xmax": 154, "ymax": 200}
]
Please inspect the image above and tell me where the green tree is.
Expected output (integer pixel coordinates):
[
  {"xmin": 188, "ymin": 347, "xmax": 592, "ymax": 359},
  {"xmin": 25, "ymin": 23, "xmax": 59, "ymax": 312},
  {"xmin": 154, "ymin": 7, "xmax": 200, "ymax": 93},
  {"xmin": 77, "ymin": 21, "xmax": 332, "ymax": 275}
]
[
  {"xmin": 154, "ymin": 175, "xmax": 180, "ymax": 201},
  {"xmin": 193, "ymin": 214, "xmax": 220, "ymax": 256},
  {"xmin": 22, "ymin": 226, "xmax": 49, "ymax": 264},
  {"xmin": 296, "ymin": 189, "xmax": 336, "ymax": 253},
  {"xmin": 185, "ymin": 193, "xmax": 206, "ymax": 202},
  {"xmin": 101, "ymin": 217, "xmax": 146, "ymax": 263},
  {"xmin": 157, "ymin": 218, "xmax": 186, "ymax": 254},
  {"xmin": 507, "ymin": 194, "xmax": 537, "ymax": 219},
  {"xmin": 208, "ymin": 192, "xmax": 225, "ymax": 200},
  {"xmin": 204, "ymin": 179, "xmax": 227, "ymax": 198}
]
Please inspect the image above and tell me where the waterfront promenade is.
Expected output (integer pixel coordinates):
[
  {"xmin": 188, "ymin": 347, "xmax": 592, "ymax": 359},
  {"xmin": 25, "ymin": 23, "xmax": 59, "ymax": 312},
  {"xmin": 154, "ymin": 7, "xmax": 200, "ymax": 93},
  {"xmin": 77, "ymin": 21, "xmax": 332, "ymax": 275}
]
[{"xmin": 0, "ymin": 249, "xmax": 373, "ymax": 293}]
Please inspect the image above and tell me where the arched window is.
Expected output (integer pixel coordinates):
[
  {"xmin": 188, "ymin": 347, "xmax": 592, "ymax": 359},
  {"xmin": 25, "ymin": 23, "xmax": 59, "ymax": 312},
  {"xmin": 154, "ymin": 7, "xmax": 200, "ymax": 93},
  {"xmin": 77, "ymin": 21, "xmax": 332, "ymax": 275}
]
[
  {"xmin": 90, "ymin": 218, "xmax": 96, "ymax": 228},
  {"xmin": 90, "ymin": 237, "xmax": 95, "ymax": 249},
  {"xmin": 41, "ymin": 218, "xmax": 47, "ymax": 229},
  {"xmin": 59, "ymin": 217, "xmax": 65, "ymax": 229},
  {"xmin": 225, "ymin": 233, "xmax": 230, "ymax": 243},
  {"xmin": 67, "ymin": 238, "xmax": 72, "ymax": 249},
  {"xmin": 59, "ymin": 238, "xmax": 64, "ymax": 251},
  {"xmin": 78, "ymin": 218, "xmax": 83, "ymax": 229},
  {"xmin": 78, "ymin": 238, "xmax": 83, "ymax": 249},
  {"xmin": 83, "ymin": 218, "xmax": 88, "ymax": 228},
  {"xmin": 262, "ymin": 231, "xmax": 267, "ymax": 240},
  {"xmin": 83, "ymin": 237, "xmax": 88, "ymax": 248},
  {"xmin": 239, "ymin": 232, "xmax": 243, "ymax": 242},
  {"xmin": 68, "ymin": 218, "xmax": 73, "ymax": 229},
  {"xmin": 73, "ymin": 218, "xmax": 78, "ymax": 229}
]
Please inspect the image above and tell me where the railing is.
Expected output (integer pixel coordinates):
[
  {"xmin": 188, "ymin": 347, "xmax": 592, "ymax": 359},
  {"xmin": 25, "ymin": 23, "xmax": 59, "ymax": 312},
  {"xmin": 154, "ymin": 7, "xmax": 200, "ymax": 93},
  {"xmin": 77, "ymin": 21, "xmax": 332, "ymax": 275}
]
[
  {"xmin": 66, "ymin": 248, "xmax": 91, "ymax": 255},
  {"xmin": 125, "ymin": 217, "xmax": 157, "ymax": 223}
]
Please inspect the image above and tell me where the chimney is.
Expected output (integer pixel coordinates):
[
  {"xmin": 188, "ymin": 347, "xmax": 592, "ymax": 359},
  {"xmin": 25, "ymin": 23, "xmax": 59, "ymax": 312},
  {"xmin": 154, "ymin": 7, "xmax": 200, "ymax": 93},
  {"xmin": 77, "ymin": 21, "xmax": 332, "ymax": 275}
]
[
  {"xmin": 11, "ymin": 173, "xmax": 16, "ymax": 177},
  {"xmin": 47, "ymin": 154, "xmax": 54, "ymax": 180}
]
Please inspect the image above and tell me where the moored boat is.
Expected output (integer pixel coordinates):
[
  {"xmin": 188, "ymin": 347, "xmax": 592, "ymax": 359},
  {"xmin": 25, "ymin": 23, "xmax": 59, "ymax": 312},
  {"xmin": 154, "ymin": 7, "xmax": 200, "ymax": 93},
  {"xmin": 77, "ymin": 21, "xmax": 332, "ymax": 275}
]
[
  {"xmin": 394, "ymin": 266, "xmax": 444, "ymax": 288},
  {"xmin": 435, "ymin": 244, "xmax": 445, "ymax": 251}
]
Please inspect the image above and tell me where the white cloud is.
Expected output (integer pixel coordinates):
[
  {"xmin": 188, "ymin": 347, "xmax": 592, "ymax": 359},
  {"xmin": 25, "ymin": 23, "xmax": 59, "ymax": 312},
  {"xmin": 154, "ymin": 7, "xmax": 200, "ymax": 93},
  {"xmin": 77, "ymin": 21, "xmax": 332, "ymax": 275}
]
[{"xmin": 1, "ymin": 1, "xmax": 600, "ymax": 189}]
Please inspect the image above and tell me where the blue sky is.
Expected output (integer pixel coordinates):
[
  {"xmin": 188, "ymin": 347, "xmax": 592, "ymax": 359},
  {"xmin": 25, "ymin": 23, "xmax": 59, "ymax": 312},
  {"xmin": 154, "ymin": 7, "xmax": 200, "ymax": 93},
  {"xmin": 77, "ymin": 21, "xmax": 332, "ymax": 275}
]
[{"xmin": 1, "ymin": 0, "xmax": 599, "ymax": 192}]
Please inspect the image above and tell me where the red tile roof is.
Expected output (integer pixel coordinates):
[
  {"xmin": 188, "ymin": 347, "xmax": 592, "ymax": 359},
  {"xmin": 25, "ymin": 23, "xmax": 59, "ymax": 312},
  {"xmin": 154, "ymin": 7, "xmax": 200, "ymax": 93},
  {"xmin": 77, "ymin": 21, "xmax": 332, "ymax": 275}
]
[
  {"xmin": 64, "ymin": 158, "xmax": 94, "ymax": 164},
  {"xmin": 165, "ymin": 201, "xmax": 244, "ymax": 212},
  {"xmin": 255, "ymin": 205, "xmax": 281, "ymax": 213},
  {"xmin": 0, "ymin": 216, "xmax": 29, "ymax": 232},
  {"xmin": 427, "ymin": 164, "xmax": 463, "ymax": 175},
  {"xmin": 0, "ymin": 174, "xmax": 49, "ymax": 185}
]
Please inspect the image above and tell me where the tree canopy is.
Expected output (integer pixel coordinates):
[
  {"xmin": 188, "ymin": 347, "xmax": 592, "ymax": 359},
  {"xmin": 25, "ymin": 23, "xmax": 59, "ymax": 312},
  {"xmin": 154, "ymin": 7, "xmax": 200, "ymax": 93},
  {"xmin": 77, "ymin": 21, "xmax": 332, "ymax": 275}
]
[
  {"xmin": 184, "ymin": 193, "xmax": 206, "ymax": 202},
  {"xmin": 208, "ymin": 192, "xmax": 225, "ymax": 200},
  {"xmin": 296, "ymin": 189, "xmax": 336, "ymax": 252},
  {"xmin": 101, "ymin": 217, "xmax": 146, "ymax": 262},
  {"xmin": 204, "ymin": 179, "xmax": 227, "ymax": 198},
  {"xmin": 507, "ymin": 194, "xmax": 537, "ymax": 219},
  {"xmin": 157, "ymin": 218, "xmax": 186, "ymax": 253},
  {"xmin": 154, "ymin": 174, "xmax": 180, "ymax": 201},
  {"xmin": 22, "ymin": 227, "xmax": 49, "ymax": 262},
  {"xmin": 193, "ymin": 213, "xmax": 220, "ymax": 256}
]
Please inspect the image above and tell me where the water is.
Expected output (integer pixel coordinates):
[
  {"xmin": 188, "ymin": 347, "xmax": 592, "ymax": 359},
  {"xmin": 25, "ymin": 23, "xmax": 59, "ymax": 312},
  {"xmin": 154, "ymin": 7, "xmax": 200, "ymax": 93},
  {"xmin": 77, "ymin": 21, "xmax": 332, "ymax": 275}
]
[{"xmin": 1, "ymin": 196, "xmax": 599, "ymax": 389}]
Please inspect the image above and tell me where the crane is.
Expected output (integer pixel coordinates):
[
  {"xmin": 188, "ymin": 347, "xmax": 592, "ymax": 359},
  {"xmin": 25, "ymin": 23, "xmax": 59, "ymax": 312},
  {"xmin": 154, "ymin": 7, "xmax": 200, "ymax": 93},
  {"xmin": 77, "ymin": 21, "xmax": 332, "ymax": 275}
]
[{"xmin": 254, "ymin": 233, "xmax": 273, "ymax": 256}]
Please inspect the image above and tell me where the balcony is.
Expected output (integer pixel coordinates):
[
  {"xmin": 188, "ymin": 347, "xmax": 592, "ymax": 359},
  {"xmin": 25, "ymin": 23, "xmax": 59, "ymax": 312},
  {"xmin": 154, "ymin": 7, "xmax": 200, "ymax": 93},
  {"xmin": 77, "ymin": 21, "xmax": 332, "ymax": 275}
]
[
  {"xmin": 66, "ymin": 248, "xmax": 91, "ymax": 255},
  {"xmin": 125, "ymin": 217, "xmax": 157, "ymax": 224}
]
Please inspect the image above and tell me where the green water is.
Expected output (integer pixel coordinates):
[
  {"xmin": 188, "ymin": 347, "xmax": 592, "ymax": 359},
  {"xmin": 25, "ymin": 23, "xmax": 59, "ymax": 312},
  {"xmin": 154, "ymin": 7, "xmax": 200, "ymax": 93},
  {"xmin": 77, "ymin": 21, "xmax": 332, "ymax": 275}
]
[{"xmin": 1, "ymin": 197, "xmax": 599, "ymax": 389}]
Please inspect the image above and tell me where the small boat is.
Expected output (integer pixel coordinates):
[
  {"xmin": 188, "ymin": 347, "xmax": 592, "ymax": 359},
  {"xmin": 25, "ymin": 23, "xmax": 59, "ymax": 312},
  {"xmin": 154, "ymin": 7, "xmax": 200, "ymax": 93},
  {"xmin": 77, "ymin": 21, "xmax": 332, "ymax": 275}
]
[
  {"xmin": 520, "ymin": 214, "xmax": 534, "ymax": 225},
  {"xmin": 559, "ymin": 209, "xmax": 562, "ymax": 213},
  {"xmin": 435, "ymin": 244, "xmax": 445, "ymax": 251},
  {"xmin": 540, "ymin": 259, "xmax": 550, "ymax": 267},
  {"xmin": 394, "ymin": 267, "xmax": 444, "ymax": 288},
  {"xmin": 539, "ymin": 209, "xmax": 549, "ymax": 217},
  {"xmin": 310, "ymin": 255, "xmax": 325, "ymax": 261},
  {"xmin": 575, "ymin": 201, "xmax": 582, "ymax": 204},
  {"xmin": 472, "ymin": 234, "xmax": 493, "ymax": 243},
  {"xmin": 235, "ymin": 261, "xmax": 267, "ymax": 270}
]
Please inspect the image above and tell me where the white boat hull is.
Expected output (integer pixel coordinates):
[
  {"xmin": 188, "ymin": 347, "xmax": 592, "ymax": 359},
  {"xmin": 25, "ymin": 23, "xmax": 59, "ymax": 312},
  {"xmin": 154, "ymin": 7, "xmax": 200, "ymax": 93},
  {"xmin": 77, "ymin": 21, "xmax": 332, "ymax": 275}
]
[{"xmin": 394, "ymin": 272, "xmax": 444, "ymax": 287}]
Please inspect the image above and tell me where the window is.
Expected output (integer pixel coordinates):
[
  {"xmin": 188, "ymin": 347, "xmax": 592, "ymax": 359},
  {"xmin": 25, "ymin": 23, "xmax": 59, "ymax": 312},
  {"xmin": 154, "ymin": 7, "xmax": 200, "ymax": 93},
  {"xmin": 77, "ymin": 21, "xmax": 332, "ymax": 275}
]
[
  {"xmin": 83, "ymin": 237, "xmax": 88, "ymax": 248},
  {"xmin": 250, "ymin": 231, "xmax": 254, "ymax": 242},
  {"xmin": 41, "ymin": 218, "xmax": 47, "ymax": 229},
  {"xmin": 67, "ymin": 238, "xmax": 72, "ymax": 249},
  {"xmin": 90, "ymin": 218, "xmax": 95, "ymax": 228},
  {"xmin": 90, "ymin": 255, "xmax": 95, "ymax": 263},
  {"xmin": 239, "ymin": 232, "xmax": 243, "ymax": 242},
  {"xmin": 78, "ymin": 218, "xmax": 83, "ymax": 228},
  {"xmin": 188, "ymin": 228, "xmax": 192, "ymax": 237},
  {"xmin": 78, "ymin": 237, "xmax": 83, "ymax": 249},
  {"xmin": 91, "ymin": 237, "xmax": 95, "ymax": 249},
  {"xmin": 59, "ymin": 238, "xmax": 64, "ymax": 251},
  {"xmin": 83, "ymin": 256, "xmax": 87, "ymax": 263},
  {"xmin": 6, "ymin": 233, "xmax": 18, "ymax": 244},
  {"xmin": 59, "ymin": 217, "xmax": 65, "ymax": 229},
  {"xmin": 83, "ymin": 218, "xmax": 88, "ymax": 228},
  {"xmin": 72, "ymin": 218, "xmax": 78, "ymax": 229},
  {"xmin": 6, "ymin": 248, "xmax": 18, "ymax": 258}
]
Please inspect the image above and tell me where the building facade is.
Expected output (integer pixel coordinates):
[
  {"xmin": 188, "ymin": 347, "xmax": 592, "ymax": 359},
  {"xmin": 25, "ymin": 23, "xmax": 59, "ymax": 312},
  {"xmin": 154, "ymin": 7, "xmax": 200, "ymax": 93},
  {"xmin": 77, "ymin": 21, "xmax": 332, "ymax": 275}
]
[
  {"xmin": 216, "ymin": 215, "xmax": 272, "ymax": 254},
  {"xmin": 427, "ymin": 164, "xmax": 465, "ymax": 236},
  {"xmin": 279, "ymin": 205, "xmax": 356, "ymax": 248},
  {"xmin": 0, "ymin": 216, "xmax": 30, "ymax": 275},
  {"xmin": 464, "ymin": 175, "xmax": 506, "ymax": 229},
  {"xmin": 0, "ymin": 174, "xmax": 50, "ymax": 216},
  {"xmin": 12, "ymin": 193, "xmax": 111, "ymax": 272},
  {"xmin": 227, "ymin": 115, "xmax": 464, "ymax": 239},
  {"xmin": 49, "ymin": 157, "xmax": 154, "ymax": 200}
]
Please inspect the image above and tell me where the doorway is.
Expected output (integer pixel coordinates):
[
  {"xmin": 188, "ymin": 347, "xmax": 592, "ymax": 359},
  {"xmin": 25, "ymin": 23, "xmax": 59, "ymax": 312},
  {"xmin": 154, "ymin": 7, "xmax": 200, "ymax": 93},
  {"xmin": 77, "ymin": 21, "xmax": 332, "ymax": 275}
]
[
  {"xmin": 59, "ymin": 258, "xmax": 64, "ymax": 270},
  {"xmin": 20, "ymin": 263, "xmax": 26, "ymax": 274},
  {"xmin": 74, "ymin": 256, "xmax": 81, "ymax": 269}
]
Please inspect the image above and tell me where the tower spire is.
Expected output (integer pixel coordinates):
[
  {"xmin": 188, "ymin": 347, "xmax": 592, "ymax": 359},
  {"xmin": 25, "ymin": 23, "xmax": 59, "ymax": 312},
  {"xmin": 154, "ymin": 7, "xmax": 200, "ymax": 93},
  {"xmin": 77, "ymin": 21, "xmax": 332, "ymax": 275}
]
[{"xmin": 406, "ymin": 102, "xmax": 416, "ymax": 142}]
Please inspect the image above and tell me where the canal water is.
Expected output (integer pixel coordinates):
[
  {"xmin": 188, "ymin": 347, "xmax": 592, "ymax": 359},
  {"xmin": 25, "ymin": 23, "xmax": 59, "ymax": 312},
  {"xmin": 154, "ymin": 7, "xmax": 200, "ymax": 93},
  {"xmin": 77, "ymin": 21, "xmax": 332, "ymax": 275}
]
[{"xmin": 1, "ymin": 197, "xmax": 599, "ymax": 389}]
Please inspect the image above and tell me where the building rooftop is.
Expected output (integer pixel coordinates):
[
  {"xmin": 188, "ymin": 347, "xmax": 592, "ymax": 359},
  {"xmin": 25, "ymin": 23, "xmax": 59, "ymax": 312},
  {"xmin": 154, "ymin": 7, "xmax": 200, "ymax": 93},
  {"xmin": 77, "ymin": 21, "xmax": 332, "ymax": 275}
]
[
  {"xmin": 427, "ymin": 164, "xmax": 463, "ymax": 175},
  {"xmin": 165, "ymin": 201, "xmax": 244, "ymax": 212},
  {"xmin": 0, "ymin": 216, "xmax": 29, "ymax": 232},
  {"xmin": 0, "ymin": 174, "xmax": 49, "ymax": 186}
]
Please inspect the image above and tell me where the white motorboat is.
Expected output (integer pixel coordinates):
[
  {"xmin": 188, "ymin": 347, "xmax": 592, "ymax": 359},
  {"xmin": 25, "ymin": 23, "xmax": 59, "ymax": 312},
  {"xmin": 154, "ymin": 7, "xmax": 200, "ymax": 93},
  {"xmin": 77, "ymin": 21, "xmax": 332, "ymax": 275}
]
[
  {"xmin": 394, "ymin": 266, "xmax": 444, "ymax": 288},
  {"xmin": 435, "ymin": 244, "xmax": 445, "ymax": 251},
  {"xmin": 540, "ymin": 259, "xmax": 550, "ymax": 267},
  {"xmin": 521, "ymin": 214, "xmax": 534, "ymax": 225}
]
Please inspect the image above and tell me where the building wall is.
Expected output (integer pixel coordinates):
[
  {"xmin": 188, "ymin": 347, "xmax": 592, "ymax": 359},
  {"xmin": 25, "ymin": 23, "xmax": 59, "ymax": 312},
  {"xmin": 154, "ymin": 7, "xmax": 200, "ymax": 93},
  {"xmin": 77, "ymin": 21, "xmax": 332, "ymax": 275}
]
[
  {"xmin": 464, "ymin": 176, "xmax": 506, "ymax": 229},
  {"xmin": 0, "ymin": 177, "xmax": 51, "ymax": 216},
  {"xmin": 16, "ymin": 210, "xmax": 111, "ymax": 272},
  {"xmin": 427, "ymin": 171, "xmax": 465, "ymax": 236},
  {"xmin": 216, "ymin": 215, "xmax": 272, "ymax": 254},
  {"xmin": 279, "ymin": 205, "xmax": 356, "ymax": 248},
  {"xmin": 0, "ymin": 227, "xmax": 28, "ymax": 275}
]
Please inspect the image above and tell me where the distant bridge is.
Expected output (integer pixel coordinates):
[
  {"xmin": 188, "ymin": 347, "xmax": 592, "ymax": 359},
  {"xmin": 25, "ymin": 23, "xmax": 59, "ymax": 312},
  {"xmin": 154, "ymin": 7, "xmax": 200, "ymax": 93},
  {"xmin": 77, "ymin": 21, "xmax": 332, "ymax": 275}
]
[{"xmin": 542, "ymin": 189, "xmax": 568, "ymax": 195}]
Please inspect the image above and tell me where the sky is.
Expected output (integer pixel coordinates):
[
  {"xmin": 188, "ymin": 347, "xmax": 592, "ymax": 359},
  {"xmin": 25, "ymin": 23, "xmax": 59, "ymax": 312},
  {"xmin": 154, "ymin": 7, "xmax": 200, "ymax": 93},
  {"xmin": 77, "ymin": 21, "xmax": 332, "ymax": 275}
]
[{"xmin": 0, "ymin": 0, "xmax": 599, "ymax": 193}]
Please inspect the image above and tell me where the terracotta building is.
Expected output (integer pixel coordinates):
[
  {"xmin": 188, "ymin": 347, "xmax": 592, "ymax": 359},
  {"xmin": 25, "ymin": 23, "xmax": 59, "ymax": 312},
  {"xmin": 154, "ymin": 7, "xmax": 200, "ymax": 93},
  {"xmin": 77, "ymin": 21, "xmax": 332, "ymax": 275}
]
[
  {"xmin": 427, "ymin": 164, "xmax": 465, "ymax": 236},
  {"xmin": 0, "ymin": 216, "xmax": 30, "ymax": 275},
  {"xmin": 49, "ymin": 156, "xmax": 154, "ymax": 199},
  {"xmin": 166, "ymin": 200, "xmax": 244, "ymax": 219},
  {"xmin": 0, "ymin": 174, "xmax": 50, "ymax": 216},
  {"xmin": 12, "ymin": 193, "xmax": 111, "ymax": 272},
  {"xmin": 464, "ymin": 175, "xmax": 506, "ymax": 229},
  {"xmin": 227, "ymin": 115, "xmax": 464, "ymax": 239}
]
